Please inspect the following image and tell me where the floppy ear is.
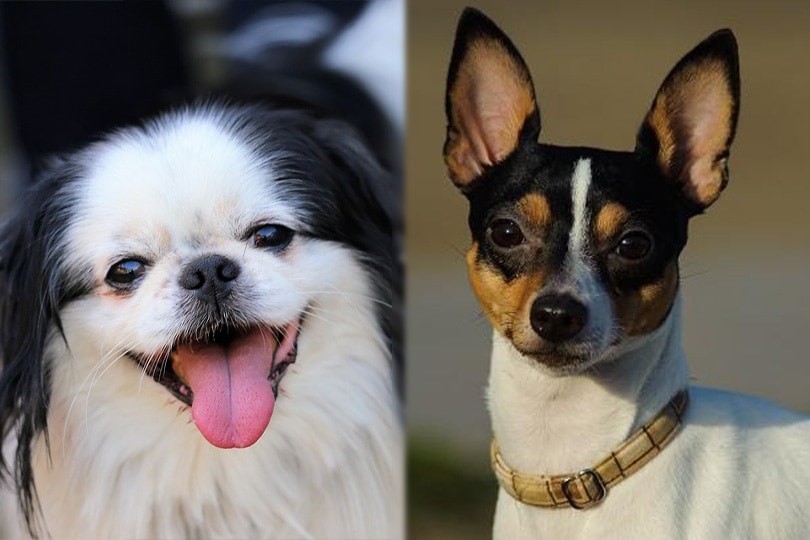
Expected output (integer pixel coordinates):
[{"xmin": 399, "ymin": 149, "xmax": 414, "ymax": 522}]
[
  {"xmin": 0, "ymin": 202, "xmax": 54, "ymax": 533},
  {"xmin": 0, "ymin": 164, "xmax": 86, "ymax": 534},
  {"xmin": 444, "ymin": 8, "xmax": 540, "ymax": 189},
  {"xmin": 636, "ymin": 29, "xmax": 740, "ymax": 212}
]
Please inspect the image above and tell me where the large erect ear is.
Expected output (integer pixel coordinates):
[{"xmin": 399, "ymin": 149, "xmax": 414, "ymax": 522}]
[
  {"xmin": 637, "ymin": 29, "xmax": 740, "ymax": 212},
  {"xmin": 444, "ymin": 8, "xmax": 540, "ymax": 188}
]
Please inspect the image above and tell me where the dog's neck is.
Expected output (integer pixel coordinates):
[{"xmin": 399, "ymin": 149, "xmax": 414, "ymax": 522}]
[{"xmin": 487, "ymin": 294, "xmax": 689, "ymax": 474}]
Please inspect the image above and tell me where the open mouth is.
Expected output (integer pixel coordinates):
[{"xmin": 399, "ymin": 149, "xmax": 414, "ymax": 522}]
[
  {"xmin": 128, "ymin": 319, "xmax": 300, "ymax": 448},
  {"xmin": 132, "ymin": 324, "xmax": 299, "ymax": 406}
]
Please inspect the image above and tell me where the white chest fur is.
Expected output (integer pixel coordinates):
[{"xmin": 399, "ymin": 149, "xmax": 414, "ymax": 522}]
[{"xmin": 488, "ymin": 296, "xmax": 810, "ymax": 539}]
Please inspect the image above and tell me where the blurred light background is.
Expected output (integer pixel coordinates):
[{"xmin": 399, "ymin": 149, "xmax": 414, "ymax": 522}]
[{"xmin": 407, "ymin": 1, "xmax": 810, "ymax": 537}]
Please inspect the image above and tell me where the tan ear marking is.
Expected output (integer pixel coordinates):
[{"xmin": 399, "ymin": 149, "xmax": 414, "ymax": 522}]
[
  {"xmin": 444, "ymin": 10, "xmax": 539, "ymax": 187},
  {"xmin": 649, "ymin": 59, "xmax": 734, "ymax": 206},
  {"xmin": 638, "ymin": 30, "xmax": 739, "ymax": 210}
]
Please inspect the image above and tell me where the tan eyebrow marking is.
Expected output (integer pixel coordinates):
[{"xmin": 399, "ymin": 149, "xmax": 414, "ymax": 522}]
[
  {"xmin": 594, "ymin": 202, "xmax": 630, "ymax": 244},
  {"xmin": 515, "ymin": 193, "xmax": 551, "ymax": 227}
]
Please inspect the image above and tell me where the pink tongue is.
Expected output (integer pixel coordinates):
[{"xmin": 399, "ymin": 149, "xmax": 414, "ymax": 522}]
[{"xmin": 174, "ymin": 328, "xmax": 277, "ymax": 449}]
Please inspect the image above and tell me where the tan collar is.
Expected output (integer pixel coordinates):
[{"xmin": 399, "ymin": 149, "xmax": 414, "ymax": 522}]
[{"xmin": 491, "ymin": 390, "xmax": 689, "ymax": 510}]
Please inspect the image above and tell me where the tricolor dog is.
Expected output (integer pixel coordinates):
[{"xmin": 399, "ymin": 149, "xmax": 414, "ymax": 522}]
[{"xmin": 444, "ymin": 8, "xmax": 810, "ymax": 539}]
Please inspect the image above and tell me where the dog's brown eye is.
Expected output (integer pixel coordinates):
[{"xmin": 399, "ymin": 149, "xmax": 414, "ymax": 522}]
[
  {"xmin": 106, "ymin": 259, "xmax": 147, "ymax": 289},
  {"xmin": 488, "ymin": 219, "xmax": 525, "ymax": 249},
  {"xmin": 253, "ymin": 224, "xmax": 294, "ymax": 251},
  {"xmin": 615, "ymin": 231, "xmax": 652, "ymax": 260}
]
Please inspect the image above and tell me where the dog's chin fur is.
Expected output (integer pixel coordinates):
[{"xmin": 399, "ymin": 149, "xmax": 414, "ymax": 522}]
[
  {"xmin": 0, "ymin": 103, "xmax": 402, "ymax": 538},
  {"xmin": 516, "ymin": 309, "xmax": 680, "ymax": 378}
]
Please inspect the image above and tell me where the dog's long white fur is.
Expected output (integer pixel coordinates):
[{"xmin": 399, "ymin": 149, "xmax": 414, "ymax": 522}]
[{"xmin": 24, "ymin": 253, "xmax": 401, "ymax": 539}]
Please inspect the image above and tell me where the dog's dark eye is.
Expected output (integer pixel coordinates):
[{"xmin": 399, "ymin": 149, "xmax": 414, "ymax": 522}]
[
  {"xmin": 106, "ymin": 259, "xmax": 147, "ymax": 289},
  {"xmin": 615, "ymin": 231, "xmax": 653, "ymax": 260},
  {"xmin": 252, "ymin": 224, "xmax": 294, "ymax": 251},
  {"xmin": 488, "ymin": 219, "xmax": 525, "ymax": 249}
]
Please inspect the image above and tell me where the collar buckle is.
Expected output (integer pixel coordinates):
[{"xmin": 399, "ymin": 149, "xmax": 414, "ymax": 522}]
[{"xmin": 561, "ymin": 468, "xmax": 606, "ymax": 509}]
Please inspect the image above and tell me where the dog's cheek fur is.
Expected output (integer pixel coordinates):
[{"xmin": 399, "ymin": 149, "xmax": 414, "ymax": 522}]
[
  {"xmin": 466, "ymin": 242, "xmax": 548, "ymax": 345},
  {"xmin": 307, "ymin": 119, "xmax": 402, "ymax": 387},
  {"xmin": 612, "ymin": 262, "xmax": 680, "ymax": 336}
]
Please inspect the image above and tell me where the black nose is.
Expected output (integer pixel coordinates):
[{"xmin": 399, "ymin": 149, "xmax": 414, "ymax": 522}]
[
  {"xmin": 530, "ymin": 293, "xmax": 588, "ymax": 344},
  {"xmin": 179, "ymin": 254, "xmax": 240, "ymax": 303}
]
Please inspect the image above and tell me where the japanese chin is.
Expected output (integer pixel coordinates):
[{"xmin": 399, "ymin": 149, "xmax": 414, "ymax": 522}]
[{"xmin": 0, "ymin": 103, "xmax": 402, "ymax": 538}]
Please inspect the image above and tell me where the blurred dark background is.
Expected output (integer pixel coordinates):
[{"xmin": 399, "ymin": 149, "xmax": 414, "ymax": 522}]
[
  {"xmin": 0, "ymin": 0, "xmax": 403, "ymax": 204},
  {"xmin": 406, "ymin": 1, "xmax": 810, "ymax": 538}
]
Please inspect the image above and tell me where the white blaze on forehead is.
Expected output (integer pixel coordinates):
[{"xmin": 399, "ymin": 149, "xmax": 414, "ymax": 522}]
[
  {"xmin": 560, "ymin": 157, "xmax": 615, "ymax": 352},
  {"xmin": 568, "ymin": 158, "xmax": 592, "ymax": 259}
]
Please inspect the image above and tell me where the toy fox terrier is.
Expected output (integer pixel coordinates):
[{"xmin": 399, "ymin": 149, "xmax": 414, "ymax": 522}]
[{"xmin": 444, "ymin": 7, "xmax": 810, "ymax": 539}]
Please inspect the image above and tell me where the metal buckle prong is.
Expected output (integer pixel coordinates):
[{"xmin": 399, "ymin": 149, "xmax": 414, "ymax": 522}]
[{"xmin": 561, "ymin": 468, "xmax": 607, "ymax": 509}]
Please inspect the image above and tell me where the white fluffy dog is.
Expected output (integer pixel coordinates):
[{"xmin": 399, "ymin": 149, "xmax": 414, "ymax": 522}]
[{"xmin": 0, "ymin": 104, "xmax": 402, "ymax": 539}]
